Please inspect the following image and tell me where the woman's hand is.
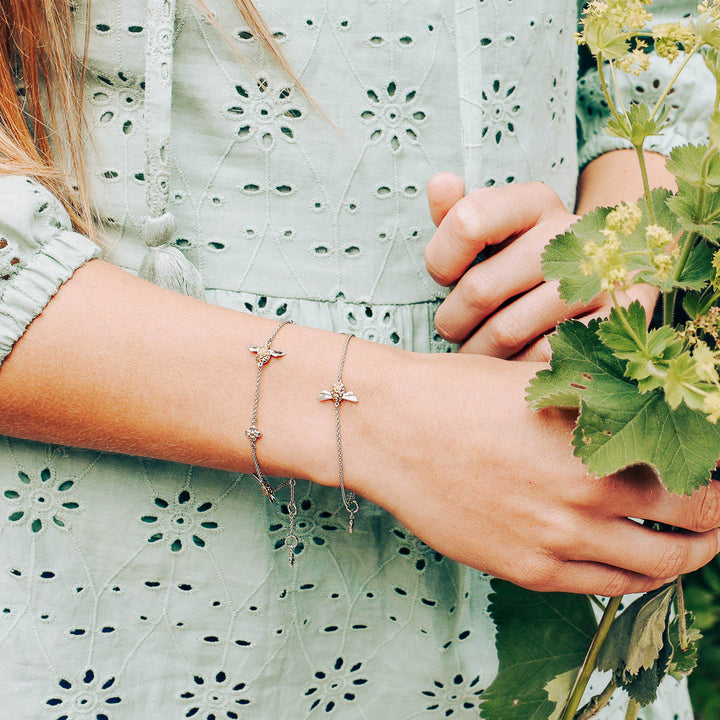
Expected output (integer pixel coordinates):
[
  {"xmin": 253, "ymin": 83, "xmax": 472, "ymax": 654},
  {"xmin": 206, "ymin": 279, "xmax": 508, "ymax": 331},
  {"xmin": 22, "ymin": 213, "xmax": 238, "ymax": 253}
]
[
  {"xmin": 342, "ymin": 349, "xmax": 720, "ymax": 596},
  {"xmin": 425, "ymin": 173, "xmax": 658, "ymax": 361}
]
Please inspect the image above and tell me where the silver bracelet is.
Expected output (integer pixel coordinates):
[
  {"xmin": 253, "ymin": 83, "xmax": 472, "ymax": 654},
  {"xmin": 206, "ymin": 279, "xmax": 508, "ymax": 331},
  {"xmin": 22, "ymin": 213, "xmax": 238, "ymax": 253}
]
[
  {"xmin": 318, "ymin": 333, "xmax": 359, "ymax": 533},
  {"xmin": 246, "ymin": 320, "xmax": 293, "ymax": 503}
]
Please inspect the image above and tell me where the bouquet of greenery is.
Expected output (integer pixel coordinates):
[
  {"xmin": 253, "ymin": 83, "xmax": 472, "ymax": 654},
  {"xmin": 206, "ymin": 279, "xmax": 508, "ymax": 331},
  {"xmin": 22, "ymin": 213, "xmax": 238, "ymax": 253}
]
[{"xmin": 483, "ymin": 2, "xmax": 720, "ymax": 719}]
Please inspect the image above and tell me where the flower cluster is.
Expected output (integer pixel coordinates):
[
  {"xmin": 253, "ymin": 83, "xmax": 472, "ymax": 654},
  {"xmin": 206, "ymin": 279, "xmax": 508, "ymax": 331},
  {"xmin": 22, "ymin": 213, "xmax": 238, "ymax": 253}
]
[
  {"xmin": 579, "ymin": 201, "xmax": 678, "ymax": 291},
  {"xmin": 577, "ymin": 0, "xmax": 714, "ymax": 73}
]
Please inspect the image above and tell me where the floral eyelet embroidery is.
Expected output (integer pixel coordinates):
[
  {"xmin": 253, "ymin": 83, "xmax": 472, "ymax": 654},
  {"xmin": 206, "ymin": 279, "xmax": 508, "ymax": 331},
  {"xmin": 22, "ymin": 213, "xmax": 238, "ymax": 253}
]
[
  {"xmin": 304, "ymin": 657, "xmax": 368, "ymax": 713},
  {"xmin": 45, "ymin": 670, "xmax": 122, "ymax": 720},
  {"xmin": 226, "ymin": 77, "xmax": 304, "ymax": 150},
  {"xmin": 4, "ymin": 467, "xmax": 80, "ymax": 533},
  {"xmin": 421, "ymin": 674, "xmax": 484, "ymax": 715},
  {"xmin": 179, "ymin": 671, "xmax": 251, "ymax": 719},
  {"xmin": 361, "ymin": 82, "xmax": 426, "ymax": 153},
  {"xmin": 481, "ymin": 78, "xmax": 521, "ymax": 145},
  {"xmin": 140, "ymin": 490, "xmax": 219, "ymax": 552}
]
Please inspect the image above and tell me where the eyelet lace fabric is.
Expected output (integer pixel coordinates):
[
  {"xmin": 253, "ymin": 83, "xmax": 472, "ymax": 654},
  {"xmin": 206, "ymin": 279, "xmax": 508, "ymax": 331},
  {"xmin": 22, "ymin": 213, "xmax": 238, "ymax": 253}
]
[{"xmin": 0, "ymin": 0, "xmax": 711, "ymax": 717}]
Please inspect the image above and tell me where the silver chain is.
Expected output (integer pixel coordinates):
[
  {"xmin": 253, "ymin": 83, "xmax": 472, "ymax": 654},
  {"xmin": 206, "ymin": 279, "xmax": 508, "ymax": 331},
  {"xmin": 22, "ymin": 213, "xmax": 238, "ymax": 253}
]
[
  {"xmin": 319, "ymin": 334, "xmax": 359, "ymax": 533},
  {"xmin": 246, "ymin": 320, "xmax": 293, "ymax": 503}
]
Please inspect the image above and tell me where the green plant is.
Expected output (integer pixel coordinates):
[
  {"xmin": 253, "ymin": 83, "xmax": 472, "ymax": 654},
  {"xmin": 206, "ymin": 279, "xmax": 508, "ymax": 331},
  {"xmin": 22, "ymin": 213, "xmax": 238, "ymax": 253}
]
[{"xmin": 483, "ymin": 2, "xmax": 720, "ymax": 718}]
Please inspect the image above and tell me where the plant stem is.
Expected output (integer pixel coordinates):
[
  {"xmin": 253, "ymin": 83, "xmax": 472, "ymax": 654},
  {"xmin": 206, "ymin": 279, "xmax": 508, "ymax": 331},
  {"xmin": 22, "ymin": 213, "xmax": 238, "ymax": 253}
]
[
  {"xmin": 650, "ymin": 41, "xmax": 702, "ymax": 120},
  {"xmin": 664, "ymin": 229, "xmax": 700, "ymax": 326},
  {"xmin": 633, "ymin": 144, "xmax": 656, "ymax": 224},
  {"xmin": 662, "ymin": 289, "xmax": 675, "ymax": 327},
  {"xmin": 624, "ymin": 699, "xmax": 640, "ymax": 720},
  {"xmin": 676, "ymin": 576, "xmax": 688, "ymax": 652},
  {"xmin": 596, "ymin": 54, "xmax": 625, "ymax": 127},
  {"xmin": 575, "ymin": 678, "xmax": 619, "ymax": 720},
  {"xmin": 559, "ymin": 596, "xmax": 624, "ymax": 720}
]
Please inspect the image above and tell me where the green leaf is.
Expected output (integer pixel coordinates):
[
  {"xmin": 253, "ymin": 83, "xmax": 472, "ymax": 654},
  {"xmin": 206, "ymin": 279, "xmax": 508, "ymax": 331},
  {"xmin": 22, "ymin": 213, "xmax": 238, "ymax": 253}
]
[
  {"xmin": 574, "ymin": 389, "xmax": 720, "ymax": 495},
  {"xmin": 542, "ymin": 211, "xmax": 607, "ymax": 307},
  {"xmin": 583, "ymin": 21, "xmax": 631, "ymax": 59},
  {"xmin": 597, "ymin": 585, "xmax": 676, "ymax": 706},
  {"xmin": 668, "ymin": 614, "xmax": 701, "ymax": 681},
  {"xmin": 666, "ymin": 144, "xmax": 720, "ymax": 189},
  {"xmin": 529, "ymin": 320, "xmax": 720, "ymax": 494},
  {"xmin": 667, "ymin": 180, "xmax": 720, "ymax": 242},
  {"xmin": 526, "ymin": 320, "xmax": 628, "ymax": 411},
  {"xmin": 598, "ymin": 585, "xmax": 675, "ymax": 678},
  {"xmin": 481, "ymin": 580, "xmax": 597, "ymax": 720},
  {"xmin": 694, "ymin": 13, "xmax": 720, "ymax": 51},
  {"xmin": 543, "ymin": 189, "xmax": 679, "ymax": 305},
  {"xmin": 597, "ymin": 303, "xmax": 682, "ymax": 387},
  {"xmin": 675, "ymin": 239, "xmax": 715, "ymax": 291},
  {"xmin": 607, "ymin": 103, "xmax": 669, "ymax": 145}
]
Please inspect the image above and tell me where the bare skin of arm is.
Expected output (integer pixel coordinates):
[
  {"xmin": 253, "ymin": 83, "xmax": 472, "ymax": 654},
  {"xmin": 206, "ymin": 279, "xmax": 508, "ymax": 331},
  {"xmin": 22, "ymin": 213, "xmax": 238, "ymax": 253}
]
[{"xmin": 0, "ymin": 152, "xmax": 717, "ymax": 597}]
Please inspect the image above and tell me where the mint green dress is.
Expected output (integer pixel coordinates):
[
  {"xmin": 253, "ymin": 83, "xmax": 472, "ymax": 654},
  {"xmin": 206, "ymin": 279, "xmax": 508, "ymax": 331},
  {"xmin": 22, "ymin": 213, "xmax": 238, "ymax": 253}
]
[{"xmin": 0, "ymin": 1, "xmax": 713, "ymax": 718}]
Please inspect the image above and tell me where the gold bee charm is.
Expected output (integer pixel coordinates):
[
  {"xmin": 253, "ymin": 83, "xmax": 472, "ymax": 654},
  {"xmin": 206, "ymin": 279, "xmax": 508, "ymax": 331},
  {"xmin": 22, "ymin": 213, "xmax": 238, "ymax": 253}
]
[
  {"xmin": 248, "ymin": 344, "xmax": 286, "ymax": 368},
  {"xmin": 318, "ymin": 381, "xmax": 358, "ymax": 407}
]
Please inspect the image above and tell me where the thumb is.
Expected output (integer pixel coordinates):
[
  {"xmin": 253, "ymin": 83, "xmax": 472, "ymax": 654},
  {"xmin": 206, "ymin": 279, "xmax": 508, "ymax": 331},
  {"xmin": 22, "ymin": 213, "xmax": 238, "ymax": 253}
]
[{"xmin": 427, "ymin": 172, "xmax": 465, "ymax": 227}]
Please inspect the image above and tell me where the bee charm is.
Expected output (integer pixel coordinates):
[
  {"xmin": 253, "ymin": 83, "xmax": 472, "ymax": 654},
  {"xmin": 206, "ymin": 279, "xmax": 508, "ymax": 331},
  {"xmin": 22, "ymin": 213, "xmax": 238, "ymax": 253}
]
[
  {"xmin": 318, "ymin": 381, "xmax": 358, "ymax": 407},
  {"xmin": 248, "ymin": 343, "xmax": 286, "ymax": 368}
]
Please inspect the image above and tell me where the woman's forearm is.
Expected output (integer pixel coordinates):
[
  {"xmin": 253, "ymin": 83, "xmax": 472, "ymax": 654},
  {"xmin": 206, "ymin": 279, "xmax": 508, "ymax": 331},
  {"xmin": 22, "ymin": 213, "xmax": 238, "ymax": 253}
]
[
  {"xmin": 0, "ymin": 259, "xmax": 396, "ymax": 486},
  {"xmin": 575, "ymin": 149, "xmax": 677, "ymax": 214}
]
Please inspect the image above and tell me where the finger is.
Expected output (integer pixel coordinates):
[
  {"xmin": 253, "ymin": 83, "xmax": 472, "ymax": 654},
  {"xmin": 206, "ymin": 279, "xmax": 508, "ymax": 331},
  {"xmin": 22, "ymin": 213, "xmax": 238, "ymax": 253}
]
[
  {"xmin": 425, "ymin": 182, "xmax": 565, "ymax": 286},
  {"xmin": 427, "ymin": 172, "xmax": 465, "ymax": 227},
  {"xmin": 457, "ymin": 283, "xmax": 602, "ymax": 358},
  {"xmin": 529, "ymin": 561, "xmax": 672, "ymax": 596},
  {"xmin": 511, "ymin": 336, "xmax": 553, "ymax": 363},
  {"xmin": 571, "ymin": 517, "xmax": 720, "ymax": 580},
  {"xmin": 434, "ymin": 224, "xmax": 551, "ymax": 342},
  {"xmin": 612, "ymin": 479, "xmax": 720, "ymax": 535}
]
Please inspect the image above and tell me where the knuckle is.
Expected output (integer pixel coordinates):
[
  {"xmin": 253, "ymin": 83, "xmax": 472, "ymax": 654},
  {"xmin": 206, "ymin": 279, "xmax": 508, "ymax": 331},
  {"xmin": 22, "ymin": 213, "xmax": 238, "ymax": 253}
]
[
  {"xmin": 518, "ymin": 553, "xmax": 562, "ymax": 592},
  {"xmin": 462, "ymin": 270, "xmax": 498, "ymax": 316},
  {"xmin": 483, "ymin": 312, "xmax": 525, "ymax": 356},
  {"xmin": 601, "ymin": 570, "xmax": 631, "ymax": 598},
  {"xmin": 433, "ymin": 308, "xmax": 461, "ymax": 343},
  {"xmin": 649, "ymin": 542, "xmax": 688, "ymax": 579},
  {"xmin": 691, "ymin": 486, "xmax": 720, "ymax": 532},
  {"xmin": 449, "ymin": 201, "xmax": 486, "ymax": 248},
  {"xmin": 527, "ymin": 182, "xmax": 562, "ymax": 212}
]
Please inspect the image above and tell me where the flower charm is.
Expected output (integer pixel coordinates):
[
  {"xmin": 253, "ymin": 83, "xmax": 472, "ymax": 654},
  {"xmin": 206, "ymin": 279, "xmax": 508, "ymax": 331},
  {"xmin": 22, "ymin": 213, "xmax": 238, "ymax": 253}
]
[
  {"xmin": 140, "ymin": 490, "xmax": 219, "ymax": 552},
  {"xmin": 4, "ymin": 466, "xmax": 81, "ymax": 533},
  {"xmin": 361, "ymin": 82, "xmax": 426, "ymax": 153},
  {"xmin": 45, "ymin": 669, "xmax": 122, "ymax": 720}
]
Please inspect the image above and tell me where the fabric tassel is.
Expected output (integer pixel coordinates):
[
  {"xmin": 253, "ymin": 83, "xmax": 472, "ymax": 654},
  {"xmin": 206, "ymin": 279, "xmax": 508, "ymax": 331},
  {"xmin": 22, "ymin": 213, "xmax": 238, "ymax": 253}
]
[{"xmin": 138, "ymin": 212, "xmax": 205, "ymax": 299}]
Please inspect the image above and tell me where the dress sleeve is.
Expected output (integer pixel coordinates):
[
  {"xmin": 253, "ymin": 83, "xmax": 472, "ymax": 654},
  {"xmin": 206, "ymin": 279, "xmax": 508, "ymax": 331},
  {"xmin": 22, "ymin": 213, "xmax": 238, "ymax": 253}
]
[
  {"xmin": 0, "ymin": 174, "xmax": 100, "ymax": 364},
  {"xmin": 576, "ymin": 0, "xmax": 716, "ymax": 168}
]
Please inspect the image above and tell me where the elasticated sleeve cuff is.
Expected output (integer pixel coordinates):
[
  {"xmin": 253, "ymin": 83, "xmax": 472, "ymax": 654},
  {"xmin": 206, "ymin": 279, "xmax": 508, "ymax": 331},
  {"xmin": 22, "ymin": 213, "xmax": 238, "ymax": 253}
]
[
  {"xmin": 577, "ymin": 47, "xmax": 716, "ymax": 169},
  {"xmin": 0, "ymin": 175, "xmax": 100, "ymax": 364}
]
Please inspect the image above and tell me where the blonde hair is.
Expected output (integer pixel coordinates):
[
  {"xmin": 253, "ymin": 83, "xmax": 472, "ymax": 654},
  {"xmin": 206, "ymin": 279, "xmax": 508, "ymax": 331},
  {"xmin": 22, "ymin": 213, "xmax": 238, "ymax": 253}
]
[{"xmin": 0, "ymin": 0, "xmax": 293, "ymax": 238}]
